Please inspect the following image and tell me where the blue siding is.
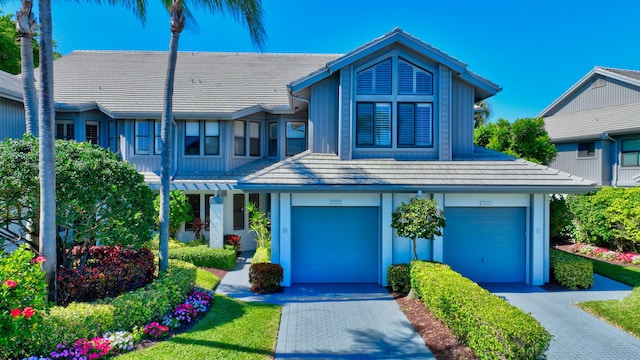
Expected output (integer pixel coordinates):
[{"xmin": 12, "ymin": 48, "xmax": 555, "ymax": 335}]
[
  {"xmin": 292, "ymin": 206, "xmax": 379, "ymax": 283},
  {"xmin": 438, "ymin": 65, "xmax": 451, "ymax": 160},
  {"xmin": 552, "ymin": 76, "xmax": 640, "ymax": 116},
  {"xmin": 451, "ymin": 78, "xmax": 474, "ymax": 156},
  {"xmin": 443, "ymin": 207, "xmax": 526, "ymax": 283},
  {"xmin": 309, "ymin": 75, "xmax": 339, "ymax": 154},
  {"xmin": 339, "ymin": 69, "xmax": 352, "ymax": 160},
  {"xmin": 0, "ymin": 97, "xmax": 26, "ymax": 139},
  {"xmin": 550, "ymin": 141, "xmax": 604, "ymax": 185}
]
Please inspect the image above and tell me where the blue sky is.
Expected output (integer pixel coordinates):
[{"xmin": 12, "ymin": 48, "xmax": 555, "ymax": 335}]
[{"xmin": 2, "ymin": 0, "xmax": 640, "ymax": 122}]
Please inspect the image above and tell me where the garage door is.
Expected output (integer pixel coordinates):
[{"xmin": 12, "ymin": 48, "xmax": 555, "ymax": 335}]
[
  {"xmin": 292, "ymin": 207, "xmax": 379, "ymax": 283},
  {"xmin": 443, "ymin": 207, "xmax": 526, "ymax": 283}
]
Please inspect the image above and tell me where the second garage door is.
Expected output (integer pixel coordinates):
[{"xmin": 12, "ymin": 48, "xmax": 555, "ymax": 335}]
[
  {"xmin": 443, "ymin": 207, "xmax": 526, "ymax": 283},
  {"xmin": 292, "ymin": 206, "xmax": 379, "ymax": 283}
]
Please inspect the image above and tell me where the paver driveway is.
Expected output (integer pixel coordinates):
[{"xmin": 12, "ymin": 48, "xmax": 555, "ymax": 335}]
[
  {"xmin": 217, "ymin": 254, "xmax": 434, "ymax": 359},
  {"xmin": 483, "ymin": 275, "xmax": 640, "ymax": 360}
]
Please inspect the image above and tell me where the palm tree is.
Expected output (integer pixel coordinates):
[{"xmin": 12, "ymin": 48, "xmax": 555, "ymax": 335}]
[
  {"xmin": 158, "ymin": 0, "xmax": 266, "ymax": 272},
  {"xmin": 474, "ymin": 100, "xmax": 491, "ymax": 128},
  {"xmin": 16, "ymin": 0, "xmax": 38, "ymax": 134}
]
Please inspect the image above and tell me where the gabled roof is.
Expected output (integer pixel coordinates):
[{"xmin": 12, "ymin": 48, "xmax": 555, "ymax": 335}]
[
  {"xmin": 50, "ymin": 51, "xmax": 339, "ymax": 118},
  {"xmin": 0, "ymin": 70, "xmax": 23, "ymax": 102},
  {"xmin": 538, "ymin": 66, "xmax": 640, "ymax": 118},
  {"xmin": 237, "ymin": 149, "xmax": 595, "ymax": 193},
  {"xmin": 289, "ymin": 28, "xmax": 501, "ymax": 102}
]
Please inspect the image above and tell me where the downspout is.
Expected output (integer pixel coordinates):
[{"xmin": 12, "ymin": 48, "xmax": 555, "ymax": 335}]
[{"xmin": 602, "ymin": 132, "xmax": 618, "ymax": 187}]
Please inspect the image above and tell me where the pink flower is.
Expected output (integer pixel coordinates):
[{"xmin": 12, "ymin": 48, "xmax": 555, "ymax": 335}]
[
  {"xmin": 22, "ymin": 307, "xmax": 35, "ymax": 318},
  {"xmin": 4, "ymin": 279, "xmax": 17, "ymax": 288},
  {"xmin": 32, "ymin": 256, "xmax": 46, "ymax": 264},
  {"xmin": 11, "ymin": 308, "xmax": 21, "ymax": 317}
]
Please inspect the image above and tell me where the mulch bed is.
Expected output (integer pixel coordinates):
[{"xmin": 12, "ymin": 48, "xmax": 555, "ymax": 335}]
[{"xmin": 391, "ymin": 292, "xmax": 478, "ymax": 360}]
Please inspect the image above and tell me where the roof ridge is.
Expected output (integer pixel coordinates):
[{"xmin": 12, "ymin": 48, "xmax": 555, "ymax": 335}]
[{"xmin": 69, "ymin": 49, "xmax": 343, "ymax": 56}]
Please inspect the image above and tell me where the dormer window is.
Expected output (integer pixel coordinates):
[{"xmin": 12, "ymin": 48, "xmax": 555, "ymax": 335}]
[{"xmin": 355, "ymin": 56, "xmax": 434, "ymax": 149}]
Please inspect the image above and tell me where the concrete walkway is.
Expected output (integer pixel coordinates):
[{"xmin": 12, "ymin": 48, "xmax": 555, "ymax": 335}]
[
  {"xmin": 483, "ymin": 276, "xmax": 640, "ymax": 360},
  {"xmin": 216, "ymin": 252, "xmax": 434, "ymax": 359}
]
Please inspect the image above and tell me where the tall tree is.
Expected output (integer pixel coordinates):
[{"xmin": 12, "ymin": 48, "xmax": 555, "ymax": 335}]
[
  {"xmin": 158, "ymin": 0, "xmax": 266, "ymax": 272},
  {"xmin": 473, "ymin": 100, "xmax": 490, "ymax": 128},
  {"xmin": 37, "ymin": 0, "xmax": 57, "ymax": 300},
  {"xmin": 16, "ymin": 0, "xmax": 38, "ymax": 134}
]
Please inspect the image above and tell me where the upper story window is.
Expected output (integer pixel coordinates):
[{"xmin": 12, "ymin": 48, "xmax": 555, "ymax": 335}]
[
  {"xmin": 268, "ymin": 122, "xmax": 278, "ymax": 157},
  {"xmin": 86, "ymin": 121, "xmax": 99, "ymax": 145},
  {"xmin": 184, "ymin": 120, "xmax": 220, "ymax": 156},
  {"xmin": 135, "ymin": 120, "xmax": 161, "ymax": 155},
  {"xmin": 250, "ymin": 122, "xmax": 260, "ymax": 157},
  {"xmin": 355, "ymin": 56, "xmax": 434, "ymax": 149},
  {"xmin": 56, "ymin": 120, "xmax": 74, "ymax": 140},
  {"xmin": 286, "ymin": 121, "xmax": 306, "ymax": 156},
  {"xmin": 234, "ymin": 121, "xmax": 246, "ymax": 156},
  {"xmin": 577, "ymin": 142, "xmax": 596, "ymax": 158},
  {"xmin": 621, "ymin": 139, "xmax": 640, "ymax": 167}
]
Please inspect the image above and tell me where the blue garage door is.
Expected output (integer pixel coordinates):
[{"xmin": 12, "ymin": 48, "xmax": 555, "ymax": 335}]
[
  {"xmin": 443, "ymin": 207, "xmax": 526, "ymax": 283},
  {"xmin": 292, "ymin": 207, "xmax": 379, "ymax": 283}
]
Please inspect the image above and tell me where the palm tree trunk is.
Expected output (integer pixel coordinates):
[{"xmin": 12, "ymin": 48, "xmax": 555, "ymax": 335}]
[
  {"xmin": 37, "ymin": 0, "xmax": 57, "ymax": 301},
  {"xmin": 16, "ymin": 0, "xmax": 38, "ymax": 135},
  {"xmin": 159, "ymin": 1, "xmax": 185, "ymax": 273}
]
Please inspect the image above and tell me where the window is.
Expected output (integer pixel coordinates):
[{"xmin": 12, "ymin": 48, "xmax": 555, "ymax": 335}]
[
  {"xmin": 356, "ymin": 103, "xmax": 391, "ymax": 147},
  {"xmin": 249, "ymin": 193, "xmax": 259, "ymax": 208},
  {"xmin": 185, "ymin": 194, "xmax": 200, "ymax": 231},
  {"xmin": 56, "ymin": 121, "xmax": 74, "ymax": 140},
  {"xmin": 205, "ymin": 121, "xmax": 220, "ymax": 155},
  {"xmin": 355, "ymin": 57, "xmax": 434, "ymax": 149},
  {"xmin": 286, "ymin": 121, "xmax": 306, "ymax": 156},
  {"xmin": 234, "ymin": 121, "xmax": 246, "ymax": 156},
  {"xmin": 398, "ymin": 103, "xmax": 432, "ymax": 146},
  {"xmin": 622, "ymin": 139, "xmax": 640, "ymax": 167},
  {"xmin": 185, "ymin": 121, "xmax": 200, "ymax": 155},
  {"xmin": 577, "ymin": 142, "xmax": 596, "ymax": 158},
  {"xmin": 86, "ymin": 122, "xmax": 99, "ymax": 145},
  {"xmin": 233, "ymin": 194, "xmax": 244, "ymax": 230},
  {"xmin": 154, "ymin": 121, "xmax": 162, "ymax": 155},
  {"xmin": 135, "ymin": 120, "xmax": 150, "ymax": 154},
  {"xmin": 250, "ymin": 122, "xmax": 260, "ymax": 156},
  {"xmin": 268, "ymin": 122, "xmax": 278, "ymax": 157}
]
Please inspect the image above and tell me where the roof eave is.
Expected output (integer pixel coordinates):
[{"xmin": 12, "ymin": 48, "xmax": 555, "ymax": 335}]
[{"xmin": 235, "ymin": 184, "xmax": 596, "ymax": 194}]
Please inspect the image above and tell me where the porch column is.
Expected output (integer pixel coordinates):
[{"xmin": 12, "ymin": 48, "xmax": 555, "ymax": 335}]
[
  {"xmin": 280, "ymin": 193, "xmax": 292, "ymax": 286},
  {"xmin": 432, "ymin": 193, "xmax": 445, "ymax": 262},
  {"xmin": 270, "ymin": 193, "xmax": 281, "ymax": 264},
  {"xmin": 530, "ymin": 194, "xmax": 545, "ymax": 285},
  {"xmin": 209, "ymin": 196, "xmax": 224, "ymax": 249},
  {"xmin": 381, "ymin": 193, "xmax": 393, "ymax": 286}
]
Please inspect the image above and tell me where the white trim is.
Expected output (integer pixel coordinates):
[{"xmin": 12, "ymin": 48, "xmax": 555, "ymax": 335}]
[
  {"xmin": 291, "ymin": 193, "xmax": 379, "ymax": 207},
  {"xmin": 270, "ymin": 193, "xmax": 281, "ymax": 265},
  {"xmin": 279, "ymin": 193, "xmax": 292, "ymax": 286},
  {"xmin": 530, "ymin": 194, "xmax": 545, "ymax": 285},
  {"xmin": 381, "ymin": 193, "xmax": 393, "ymax": 286},
  {"xmin": 445, "ymin": 193, "xmax": 529, "ymax": 207}
]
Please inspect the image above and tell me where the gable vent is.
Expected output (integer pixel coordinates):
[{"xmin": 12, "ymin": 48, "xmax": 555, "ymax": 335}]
[{"xmin": 591, "ymin": 78, "xmax": 606, "ymax": 89}]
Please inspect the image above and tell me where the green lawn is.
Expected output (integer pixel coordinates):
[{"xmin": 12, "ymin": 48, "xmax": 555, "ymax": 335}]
[
  {"xmin": 566, "ymin": 252, "xmax": 640, "ymax": 338},
  {"xmin": 116, "ymin": 294, "xmax": 281, "ymax": 360},
  {"xmin": 195, "ymin": 268, "xmax": 221, "ymax": 290}
]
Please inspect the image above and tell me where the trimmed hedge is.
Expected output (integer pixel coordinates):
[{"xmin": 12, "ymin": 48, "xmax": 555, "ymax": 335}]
[
  {"xmin": 28, "ymin": 260, "xmax": 197, "ymax": 356},
  {"xmin": 550, "ymin": 249, "xmax": 594, "ymax": 290},
  {"xmin": 387, "ymin": 263, "xmax": 410, "ymax": 293},
  {"xmin": 411, "ymin": 261, "xmax": 552, "ymax": 359},
  {"xmin": 168, "ymin": 245, "xmax": 236, "ymax": 270}
]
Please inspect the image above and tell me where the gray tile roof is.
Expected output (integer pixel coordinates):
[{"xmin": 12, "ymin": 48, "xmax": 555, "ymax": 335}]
[
  {"xmin": 237, "ymin": 149, "xmax": 595, "ymax": 193},
  {"xmin": 545, "ymin": 102, "xmax": 640, "ymax": 141},
  {"xmin": 50, "ymin": 51, "xmax": 340, "ymax": 117},
  {"xmin": 601, "ymin": 67, "xmax": 640, "ymax": 81},
  {"xmin": 0, "ymin": 70, "xmax": 23, "ymax": 102}
]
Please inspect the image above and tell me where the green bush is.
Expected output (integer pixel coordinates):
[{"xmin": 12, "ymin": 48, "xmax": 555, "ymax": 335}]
[
  {"xmin": 0, "ymin": 246, "xmax": 48, "ymax": 359},
  {"xmin": 550, "ymin": 194, "xmax": 572, "ymax": 241},
  {"xmin": 252, "ymin": 247, "xmax": 270, "ymax": 264},
  {"xmin": 550, "ymin": 249, "xmax": 593, "ymax": 290},
  {"xmin": 411, "ymin": 261, "xmax": 552, "ymax": 359},
  {"xmin": 249, "ymin": 263, "xmax": 283, "ymax": 294},
  {"xmin": 387, "ymin": 263, "xmax": 410, "ymax": 293},
  {"xmin": 168, "ymin": 245, "xmax": 236, "ymax": 270},
  {"xmin": 567, "ymin": 187, "xmax": 640, "ymax": 252},
  {"xmin": 28, "ymin": 260, "xmax": 196, "ymax": 356}
]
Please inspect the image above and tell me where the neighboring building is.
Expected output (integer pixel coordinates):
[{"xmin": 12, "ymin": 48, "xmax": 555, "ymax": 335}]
[
  {"xmin": 540, "ymin": 66, "xmax": 640, "ymax": 186},
  {"xmin": 0, "ymin": 70, "xmax": 27, "ymax": 139},
  {"xmin": 1, "ymin": 28, "xmax": 595, "ymax": 286}
]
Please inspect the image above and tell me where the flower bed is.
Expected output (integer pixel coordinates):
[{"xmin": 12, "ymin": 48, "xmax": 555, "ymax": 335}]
[
  {"xmin": 24, "ymin": 288, "xmax": 215, "ymax": 360},
  {"xmin": 568, "ymin": 243, "xmax": 640, "ymax": 265}
]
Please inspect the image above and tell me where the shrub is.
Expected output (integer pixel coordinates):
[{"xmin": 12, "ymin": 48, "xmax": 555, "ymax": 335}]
[
  {"xmin": 567, "ymin": 187, "xmax": 640, "ymax": 253},
  {"xmin": 153, "ymin": 190, "xmax": 193, "ymax": 238},
  {"xmin": 0, "ymin": 246, "xmax": 48, "ymax": 359},
  {"xmin": 550, "ymin": 249, "xmax": 594, "ymax": 290},
  {"xmin": 252, "ymin": 247, "xmax": 270, "ymax": 264},
  {"xmin": 411, "ymin": 261, "xmax": 552, "ymax": 359},
  {"xmin": 57, "ymin": 246, "xmax": 155, "ymax": 305},
  {"xmin": 249, "ymin": 263, "xmax": 283, "ymax": 294},
  {"xmin": 28, "ymin": 260, "xmax": 196, "ymax": 356},
  {"xmin": 387, "ymin": 263, "xmax": 411, "ymax": 293},
  {"xmin": 224, "ymin": 234, "xmax": 241, "ymax": 254},
  {"xmin": 550, "ymin": 194, "xmax": 572, "ymax": 241},
  {"xmin": 169, "ymin": 245, "xmax": 236, "ymax": 270}
]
